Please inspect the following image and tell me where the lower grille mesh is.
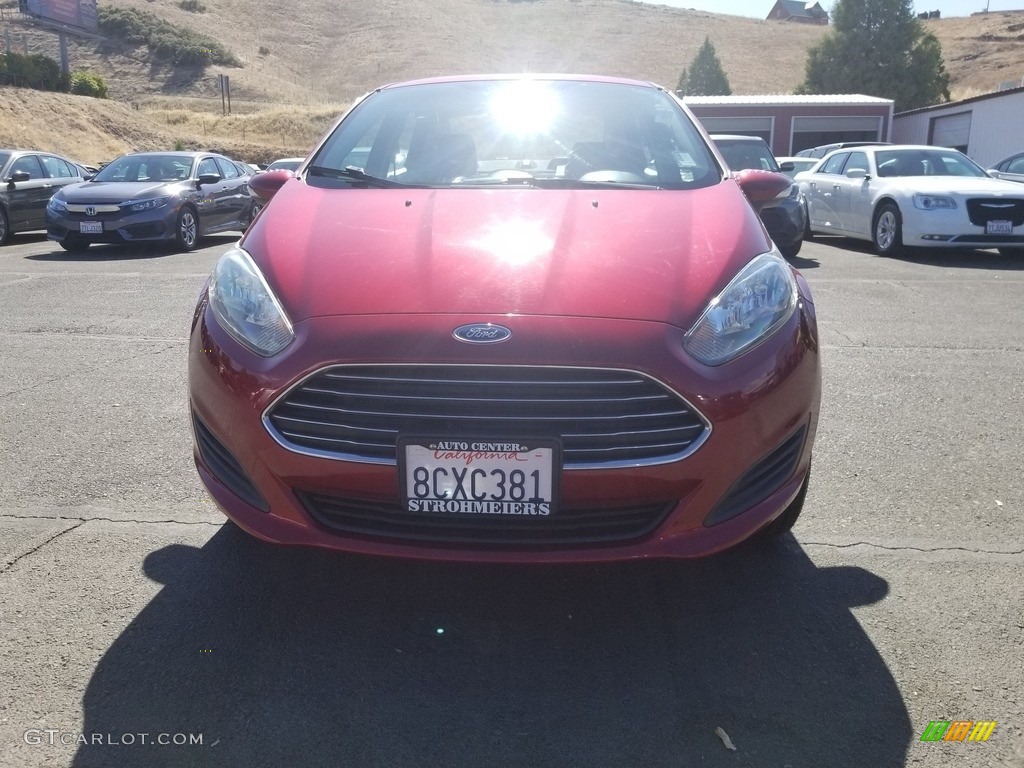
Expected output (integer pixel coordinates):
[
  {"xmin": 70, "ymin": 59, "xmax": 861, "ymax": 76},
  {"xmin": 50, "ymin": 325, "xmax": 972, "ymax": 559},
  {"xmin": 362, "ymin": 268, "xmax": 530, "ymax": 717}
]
[{"xmin": 297, "ymin": 490, "xmax": 675, "ymax": 548}]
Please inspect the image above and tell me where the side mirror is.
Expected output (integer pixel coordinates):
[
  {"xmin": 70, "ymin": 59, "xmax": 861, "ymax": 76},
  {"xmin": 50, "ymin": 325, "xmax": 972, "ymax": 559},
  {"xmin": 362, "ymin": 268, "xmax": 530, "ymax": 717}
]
[
  {"xmin": 733, "ymin": 168, "xmax": 791, "ymax": 206},
  {"xmin": 248, "ymin": 169, "xmax": 294, "ymax": 202},
  {"xmin": 779, "ymin": 161, "xmax": 795, "ymax": 172},
  {"xmin": 7, "ymin": 170, "xmax": 31, "ymax": 185},
  {"xmin": 988, "ymin": 169, "xmax": 1002, "ymax": 179},
  {"xmin": 846, "ymin": 168, "xmax": 868, "ymax": 180},
  {"xmin": 197, "ymin": 173, "xmax": 222, "ymax": 186}
]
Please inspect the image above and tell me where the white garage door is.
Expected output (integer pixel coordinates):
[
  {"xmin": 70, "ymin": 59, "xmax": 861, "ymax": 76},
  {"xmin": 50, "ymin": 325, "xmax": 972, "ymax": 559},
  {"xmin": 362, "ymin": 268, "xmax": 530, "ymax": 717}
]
[{"xmin": 930, "ymin": 112, "xmax": 972, "ymax": 150}]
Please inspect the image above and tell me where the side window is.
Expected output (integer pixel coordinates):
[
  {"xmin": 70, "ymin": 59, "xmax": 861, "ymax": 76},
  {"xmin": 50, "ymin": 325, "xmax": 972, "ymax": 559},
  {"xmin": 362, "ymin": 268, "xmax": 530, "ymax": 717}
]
[
  {"xmin": 197, "ymin": 158, "xmax": 220, "ymax": 178},
  {"xmin": 40, "ymin": 156, "xmax": 75, "ymax": 178},
  {"xmin": 1007, "ymin": 156, "xmax": 1024, "ymax": 174},
  {"xmin": 845, "ymin": 152, "xmax": 869, "ymax": 175},
  {"xmin": 10, "ymin": 154, "xmax": 44, "ymax": 179},
  {"xmin": 215, "ymin": 158, "xmax": 240, "ymax": 179},
  {"xmin": 820, "ymin": 153, "xmax": 849, "ymax": 175}
]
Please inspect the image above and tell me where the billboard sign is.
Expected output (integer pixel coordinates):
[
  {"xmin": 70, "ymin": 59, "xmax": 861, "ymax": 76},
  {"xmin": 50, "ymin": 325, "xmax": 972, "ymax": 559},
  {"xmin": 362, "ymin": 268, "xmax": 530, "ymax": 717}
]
[{"xmin": 19, "ymin": 0, "xmax": 98, "ymax": 35}]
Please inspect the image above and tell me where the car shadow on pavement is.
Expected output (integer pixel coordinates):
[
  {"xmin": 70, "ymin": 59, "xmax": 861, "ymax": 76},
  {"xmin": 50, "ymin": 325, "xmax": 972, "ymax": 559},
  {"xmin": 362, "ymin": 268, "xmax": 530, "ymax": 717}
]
[
  {"xmin": 813, "ymin": 235, "xmax": 1024, "ymax": 270},
  {"xmin": 24, "ymin": 235, "xmax": 241, "ymax": 262},
  {"xmin": 787, "ymin": 253, "xmax": 820, "ymax": 270},
  {"xmin": 72, "ymin": 527, "xmax": 910, "ymax": 768}
]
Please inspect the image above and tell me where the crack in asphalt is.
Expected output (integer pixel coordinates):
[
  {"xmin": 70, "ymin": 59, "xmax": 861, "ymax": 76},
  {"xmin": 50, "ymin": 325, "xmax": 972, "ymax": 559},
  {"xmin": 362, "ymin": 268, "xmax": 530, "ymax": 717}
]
[
  {"xmin": 0, "ymin": 513, "xmax": 221, "ymax": 526},
  {"xmin": 0, "ymin": 520, "xmax": 84, "ymax": 574},
  {"xmin": 801, "ymin": 539, "xmax": 1024, "ymax": 556},
  {"xmin": 0, "ymin": 342, "xmax": 181, "ymax": 401}
]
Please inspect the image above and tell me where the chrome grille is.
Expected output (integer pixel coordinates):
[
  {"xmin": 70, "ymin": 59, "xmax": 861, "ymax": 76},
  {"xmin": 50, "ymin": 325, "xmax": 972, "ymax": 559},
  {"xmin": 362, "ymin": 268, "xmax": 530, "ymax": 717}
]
[{"xmin": 265, "ymin": 365, "xmax": 710, "ymax": 468}]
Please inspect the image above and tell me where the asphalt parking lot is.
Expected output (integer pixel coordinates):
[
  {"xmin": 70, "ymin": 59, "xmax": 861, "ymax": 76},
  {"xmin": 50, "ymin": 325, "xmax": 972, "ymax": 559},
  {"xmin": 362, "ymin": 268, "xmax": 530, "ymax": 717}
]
[{"xmin": 1, "ymin": 231, "xmax": 1022, "ymax": 768}]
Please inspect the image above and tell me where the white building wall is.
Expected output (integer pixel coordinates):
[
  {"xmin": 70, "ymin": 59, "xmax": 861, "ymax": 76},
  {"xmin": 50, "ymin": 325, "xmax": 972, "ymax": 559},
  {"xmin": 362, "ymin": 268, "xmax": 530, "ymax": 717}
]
[{"xmin": 893, "ymin": 89, "xmax": 1024, "ymax": 167}]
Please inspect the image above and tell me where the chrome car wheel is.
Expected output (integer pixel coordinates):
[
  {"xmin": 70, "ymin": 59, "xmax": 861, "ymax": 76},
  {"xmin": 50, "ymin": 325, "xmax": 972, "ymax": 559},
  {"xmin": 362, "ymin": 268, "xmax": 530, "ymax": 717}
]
[
  {"xmin": 873, "ymin": 203, "xmax": 904, "ymax": 257},
  {"xmin": 176, "ymin": 207, "xmax": 199, "ymax": 251}
]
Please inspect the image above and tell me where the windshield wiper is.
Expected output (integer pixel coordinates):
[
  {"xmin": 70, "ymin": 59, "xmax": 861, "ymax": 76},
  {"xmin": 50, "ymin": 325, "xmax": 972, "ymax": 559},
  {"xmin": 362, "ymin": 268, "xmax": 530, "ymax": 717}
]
[
  {"xmin": 529, "ymin": 177, "xmax": 663, "ymax": 190},
  {"xmin": 307, "ymin": 165, "xmax": 408, "ymax": 188}
]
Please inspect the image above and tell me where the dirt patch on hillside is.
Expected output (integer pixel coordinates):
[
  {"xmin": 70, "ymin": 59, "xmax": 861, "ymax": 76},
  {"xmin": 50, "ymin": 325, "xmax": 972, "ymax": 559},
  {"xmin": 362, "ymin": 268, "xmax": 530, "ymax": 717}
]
[{"xmin": 924, "ymin": 10, "xmax": 1024, "ymax": 97}]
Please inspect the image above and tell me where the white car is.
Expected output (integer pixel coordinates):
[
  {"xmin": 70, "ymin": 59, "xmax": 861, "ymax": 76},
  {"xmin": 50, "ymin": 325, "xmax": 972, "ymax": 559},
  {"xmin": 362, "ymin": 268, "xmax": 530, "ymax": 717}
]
[
  {"xmin": 776, "ymin": 156, "xmax": 819, "ymax": 179},
  {"xmin": 795, "ymin": 145, "xmax": 1024, "ymax": 257}
]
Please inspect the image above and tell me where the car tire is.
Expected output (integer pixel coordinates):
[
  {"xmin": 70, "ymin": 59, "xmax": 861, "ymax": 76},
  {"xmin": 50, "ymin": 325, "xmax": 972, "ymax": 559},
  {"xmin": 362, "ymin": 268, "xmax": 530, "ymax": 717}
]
[
  {"xmin": 59, "ymin": 240, "xmax": 90, "ymax": 253},
  {"xmin": 757, "ymin": 465, "xmax": 811, "ymax": 540},
  {"xmin": 778, "ymin": 239, "xmax": 803, "ymax": 259},
  {"xmin": 174, "ymin": 206, "xmax": 200, "ymax": 252},
  {"xmin": 0, "ymin": 207, "xmax": 9, "ymax": 246},
  {"xmin": 872, "ymin": 202, "xmax": 905, "ymax": 257},
  {"xmin": 247, "ymin": 200, "xmax": 263, "ymax": 227}
]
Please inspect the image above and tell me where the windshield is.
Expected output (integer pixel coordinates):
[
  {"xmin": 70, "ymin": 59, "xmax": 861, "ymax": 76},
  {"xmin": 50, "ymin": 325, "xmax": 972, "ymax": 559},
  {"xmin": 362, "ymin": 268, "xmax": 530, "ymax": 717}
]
[
  {"xmin": 308, "ymin": 79, "xmax": 719, "ymax": 189},
  {"xmin": 91, "ymin": 155, "xmax": 193, "ymax": 183},
  {"xmin": 0, "ymin": 152, "xmax": 11, "ymax": 173},
  {"xmin": 875, "ymin": 149, "xmax": 988, "ymax": 178},
  {"xmin": 714, "ymin": 139, "xmax": 780, "ymax": 173}
]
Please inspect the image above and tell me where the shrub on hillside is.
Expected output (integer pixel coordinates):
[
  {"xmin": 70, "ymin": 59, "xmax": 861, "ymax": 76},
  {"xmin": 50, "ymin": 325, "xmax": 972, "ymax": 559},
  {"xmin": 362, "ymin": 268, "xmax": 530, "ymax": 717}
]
[
  {"xmin": 0, "ymin": 51, "xmax": 68, "ymax": 91},
  {"xmin": 69, "ymin": 70, "xmax": 109, "ymax": 98},
  {"xmin": 178, "ymin": 0, "xmax": 207, "ymax": 12},
  {"xmin": 98, "ymin": 6, "xmax": 240, "ymax": 67}
]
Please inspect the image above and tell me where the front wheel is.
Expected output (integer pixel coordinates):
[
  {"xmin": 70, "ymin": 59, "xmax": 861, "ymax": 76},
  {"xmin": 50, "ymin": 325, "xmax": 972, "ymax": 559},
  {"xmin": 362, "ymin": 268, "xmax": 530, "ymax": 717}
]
[
  {"xmin": 0, "ymin": 207, "xmax": 9, "ymax": 246},
  {"xmin": 872, "ymin": 202, "xmax": 905, "ymax": 257},
  {"xmin": 174, "ymin": 206, "xmax": 200, "ymax": 252},
  {"xmin": 778, "ymin": 239, "xmax": 803, "ymax": 259}
]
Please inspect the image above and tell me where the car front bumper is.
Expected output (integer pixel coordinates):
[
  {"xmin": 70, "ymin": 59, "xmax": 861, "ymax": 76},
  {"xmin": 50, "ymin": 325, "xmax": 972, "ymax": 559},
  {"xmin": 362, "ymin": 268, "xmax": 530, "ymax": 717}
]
[
  {"xmin": 46, "ymin": 205, "xmax": 180, "ymax": 245},
  {"xmin": 188, "ymin": 283, "xmax": 821, "ymax": 563}
]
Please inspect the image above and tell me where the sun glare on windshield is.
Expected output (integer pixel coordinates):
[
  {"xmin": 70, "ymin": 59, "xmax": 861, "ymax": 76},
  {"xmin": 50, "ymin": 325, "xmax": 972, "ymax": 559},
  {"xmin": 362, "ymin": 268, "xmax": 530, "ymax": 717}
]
[{"xmin": 489, "ymin": 81, "xmax": 560, "ymax": 137}]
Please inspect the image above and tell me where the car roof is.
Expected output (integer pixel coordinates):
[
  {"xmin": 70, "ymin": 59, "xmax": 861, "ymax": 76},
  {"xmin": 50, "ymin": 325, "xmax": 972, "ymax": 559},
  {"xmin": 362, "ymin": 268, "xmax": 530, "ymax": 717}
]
[
  {"xmin": 709, "ymin": 134, "xmax": 769, "ymax": 143},
  {"xmin": 378, "ymin": 73, "xmax": 661, "ymax": 91}
]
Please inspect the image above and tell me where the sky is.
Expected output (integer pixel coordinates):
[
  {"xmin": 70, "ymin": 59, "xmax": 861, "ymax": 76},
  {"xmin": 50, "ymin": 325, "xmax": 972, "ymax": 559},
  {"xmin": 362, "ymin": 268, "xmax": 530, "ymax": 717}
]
[{"xmin": 641, "ymin": 1, "xmax": 1022, "ymax": 19}]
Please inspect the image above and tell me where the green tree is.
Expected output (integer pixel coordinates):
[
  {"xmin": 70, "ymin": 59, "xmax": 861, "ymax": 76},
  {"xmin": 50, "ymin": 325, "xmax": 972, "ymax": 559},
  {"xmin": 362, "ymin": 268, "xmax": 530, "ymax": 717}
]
[
  {"xmin": 676, "ymin": 37, "xmax": 732, "ymax": 96},
  {"xmin": 797, "ymin": 0, "xmax": 949, "ymax": 111}
]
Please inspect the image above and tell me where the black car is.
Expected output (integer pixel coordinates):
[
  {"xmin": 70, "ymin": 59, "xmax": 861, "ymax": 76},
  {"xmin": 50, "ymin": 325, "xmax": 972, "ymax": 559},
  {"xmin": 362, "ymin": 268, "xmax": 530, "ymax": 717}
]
[
  {"xmin": 711, "ymin": 134, "xmax": 805, "ymax": 259},
  {"xmin": 0, "ymin": 149, "xmax": 87, "ymax": 245},
  {"xmin": 46, "ymin": 151, "xmax": 259, "ymax": 252}
]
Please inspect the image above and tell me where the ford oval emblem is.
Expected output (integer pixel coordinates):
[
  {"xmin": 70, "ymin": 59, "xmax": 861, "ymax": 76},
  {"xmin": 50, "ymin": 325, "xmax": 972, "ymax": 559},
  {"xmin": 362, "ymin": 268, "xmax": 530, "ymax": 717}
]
[{"xmin": 453, "ymin": 323, "xmax": 512, "ymax": 344}]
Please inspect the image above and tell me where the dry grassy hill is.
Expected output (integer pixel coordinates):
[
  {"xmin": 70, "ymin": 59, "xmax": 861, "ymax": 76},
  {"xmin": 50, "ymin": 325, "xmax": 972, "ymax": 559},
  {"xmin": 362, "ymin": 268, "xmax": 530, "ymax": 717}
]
[{"xmin": 1, "ymin": 0, "xmax": 1023, "ymax": 164}]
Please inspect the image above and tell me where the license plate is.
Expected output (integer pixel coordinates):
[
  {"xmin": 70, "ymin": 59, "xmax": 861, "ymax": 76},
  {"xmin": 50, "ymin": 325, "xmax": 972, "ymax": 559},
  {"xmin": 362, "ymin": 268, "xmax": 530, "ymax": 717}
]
[
  {"xmin": 399, "ymin": 437, "xmax": 559, "ymax": 516},
  {"xmin": 986, "ymin": 219, "xmax": 1012, "ymax": 235},
  {"xmin": 79, "ymin": 221, "xmax": 102, "ymax": 234}
]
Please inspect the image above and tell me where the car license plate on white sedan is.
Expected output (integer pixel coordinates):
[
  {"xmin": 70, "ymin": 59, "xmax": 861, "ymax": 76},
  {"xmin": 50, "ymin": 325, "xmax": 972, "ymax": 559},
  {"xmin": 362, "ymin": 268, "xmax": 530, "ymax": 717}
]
[
  {"xmin": 399, "ymin": 437, "xmax": 559, "ymax": 516},
  {"xmin": 79, "ymin": 221, "xmax": 103, "ymax": 234},
  {"xmin": 986, "ymin": 220, "xmax": 1012, "ymax": 235}
]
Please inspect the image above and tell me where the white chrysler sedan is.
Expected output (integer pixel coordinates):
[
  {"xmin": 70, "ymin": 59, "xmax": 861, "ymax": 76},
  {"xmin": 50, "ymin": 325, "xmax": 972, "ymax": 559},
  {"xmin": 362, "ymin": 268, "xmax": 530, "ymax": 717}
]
[{"xmin": 796, "ymin": 145, "xmax": 1024, "ymax": 257}]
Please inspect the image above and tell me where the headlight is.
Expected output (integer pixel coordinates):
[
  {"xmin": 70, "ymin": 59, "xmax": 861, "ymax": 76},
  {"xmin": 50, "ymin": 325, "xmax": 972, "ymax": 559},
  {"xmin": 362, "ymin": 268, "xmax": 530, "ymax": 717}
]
[
  {"xmin": 913, "ymin": 194, "xmax": 956, "ymax": 211},
  {"xmin": 683, "ymin": 251, "xmax": 799, "ymax": 366},
  {"xmin": 208, "ymin": 246, "xmax": 294, "ymax": 357},
  {"xmin": 128, "ymin": 196, "xmax": 171, "ymax": 212},
  {"xmin": 47, "ymin": 196, "xmax": 67, "ymax": 213}
]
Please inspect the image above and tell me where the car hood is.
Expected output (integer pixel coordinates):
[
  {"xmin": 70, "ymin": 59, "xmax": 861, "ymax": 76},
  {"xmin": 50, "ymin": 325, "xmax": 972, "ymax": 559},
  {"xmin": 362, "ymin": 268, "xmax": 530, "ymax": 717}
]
[
  {"xmin": 878, "ymin": 176, "xmax": 1024, "ymax": 196},
  {"xmin": 243, "ymin": 179, "xmax": 772, "ymax": 328},
  {"xmin": 57, "ymin": 181, "xmax": 181, "ymax": 202}
]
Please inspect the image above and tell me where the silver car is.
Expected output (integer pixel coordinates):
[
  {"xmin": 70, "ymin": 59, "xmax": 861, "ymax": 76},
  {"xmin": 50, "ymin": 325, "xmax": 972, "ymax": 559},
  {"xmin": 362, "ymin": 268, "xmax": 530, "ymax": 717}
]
[{"xmin": 46, "ymin": 151, "xmax": 259, "ymax": 252}]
